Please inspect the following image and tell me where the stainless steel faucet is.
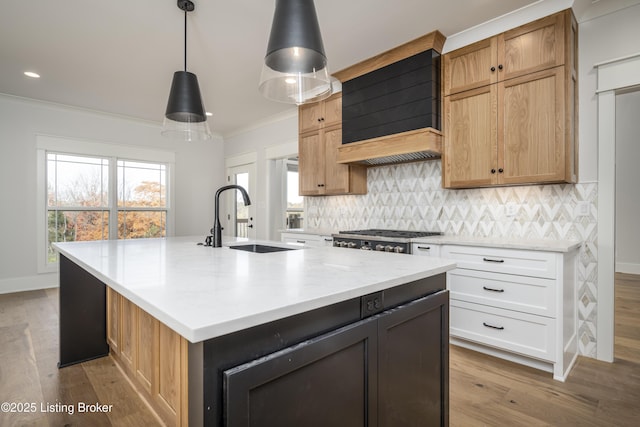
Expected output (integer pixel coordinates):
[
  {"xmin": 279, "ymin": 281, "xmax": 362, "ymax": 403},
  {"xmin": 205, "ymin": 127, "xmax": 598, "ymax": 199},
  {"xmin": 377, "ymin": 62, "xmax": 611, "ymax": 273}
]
[{"xmin": 206, "ymin": 185, "xmax": 252, "ymax": 247}]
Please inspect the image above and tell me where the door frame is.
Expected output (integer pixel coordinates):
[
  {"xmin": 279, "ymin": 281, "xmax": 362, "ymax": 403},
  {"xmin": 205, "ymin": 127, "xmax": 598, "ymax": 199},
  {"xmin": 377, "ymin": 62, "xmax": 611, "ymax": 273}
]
[
  {"xmin": 225, "ymin": 153, "xmax": 257, "ymax": 240},
  {"xmin": 595, "ymin": 52, "xmax": 640, "ymax": 362}
]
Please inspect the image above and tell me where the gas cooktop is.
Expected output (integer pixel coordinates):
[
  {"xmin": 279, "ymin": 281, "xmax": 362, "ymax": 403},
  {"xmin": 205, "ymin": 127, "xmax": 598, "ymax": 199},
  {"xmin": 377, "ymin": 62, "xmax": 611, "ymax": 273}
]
[{"xmin": 337, "ymin": 229, "xmax": 443, "ymax": 239}]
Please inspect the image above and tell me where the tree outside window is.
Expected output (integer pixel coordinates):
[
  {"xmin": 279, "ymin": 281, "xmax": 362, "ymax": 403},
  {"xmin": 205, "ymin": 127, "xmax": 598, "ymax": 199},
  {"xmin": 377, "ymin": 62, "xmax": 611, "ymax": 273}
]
[{"xmin": 47, "ymin": 153, "xmax": 168, "ymax": 264}]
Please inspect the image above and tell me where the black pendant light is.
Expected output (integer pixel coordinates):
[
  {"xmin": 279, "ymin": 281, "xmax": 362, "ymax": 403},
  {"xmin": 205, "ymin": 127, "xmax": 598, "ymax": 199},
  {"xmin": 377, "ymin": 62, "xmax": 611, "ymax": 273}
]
[
  {"xmin": 161, "ymin": 0, "xmax": 211, "ymax": 141},
  {"xmin": 259, "ymin": 0, "xmax": 333, "ymax": 105}
]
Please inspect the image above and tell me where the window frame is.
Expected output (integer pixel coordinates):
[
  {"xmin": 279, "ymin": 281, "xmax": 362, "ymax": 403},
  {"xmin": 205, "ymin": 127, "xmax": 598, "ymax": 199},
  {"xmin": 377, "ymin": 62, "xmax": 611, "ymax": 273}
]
[{"xmin": 36, "ymin": 135, "xmax": 175, "ymax": 273}]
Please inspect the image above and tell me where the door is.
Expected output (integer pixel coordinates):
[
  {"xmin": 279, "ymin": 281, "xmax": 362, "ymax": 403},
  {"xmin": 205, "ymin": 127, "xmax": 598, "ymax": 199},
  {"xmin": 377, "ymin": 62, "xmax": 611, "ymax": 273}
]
[
  {"xmin": 223, "ymin": 317, "xmax": 378, "ymax": 427},
  {"xmin": 226, "ymin": 163, "xmax": 257, "ymax": 240},
  {"xmin": 499, "ymin": 67, "xmax": 565, "ymax": 184},
  {"xmin": 443, "ymin": 85, "xmax": 498, "ymax": 188},
  {"xmin": 378, "ymin": 291, "xmax": 449, "ymax": 427},
  {"xmin": 444, "ymin": 37, "xmax": 497, "ymax": 96},
  {"xmin": 298, "ymin": 132, "xmax": 324, "ymax": 195},
  {"xmin": 323, "ymin": 127, "xmax": 351, "ymax": 194}
]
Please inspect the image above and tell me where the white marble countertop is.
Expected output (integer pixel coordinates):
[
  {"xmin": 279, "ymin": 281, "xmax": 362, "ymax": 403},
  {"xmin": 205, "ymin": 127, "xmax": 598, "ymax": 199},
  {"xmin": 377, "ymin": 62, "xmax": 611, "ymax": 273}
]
[
  {"xmin": 280, "ymin": 229, "xmax": 581, "ymax": 252},
  {"xmin": 279, "ymin": 228, "xmax": 336, "ymax": 236},
  {"xmin": 53, "ymin": 236, "xmax": 455, "ymax": 343},
  {"xmin": 411, "ymin": 235, "xmax": 582, "ymax": 252}
]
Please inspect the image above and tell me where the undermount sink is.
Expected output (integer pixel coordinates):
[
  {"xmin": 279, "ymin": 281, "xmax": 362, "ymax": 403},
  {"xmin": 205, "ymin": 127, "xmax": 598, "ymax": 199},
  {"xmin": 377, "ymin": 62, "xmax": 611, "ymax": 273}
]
[{"xmin": 229, "ymin": 244, "xmax": 296, "ymax": 253}]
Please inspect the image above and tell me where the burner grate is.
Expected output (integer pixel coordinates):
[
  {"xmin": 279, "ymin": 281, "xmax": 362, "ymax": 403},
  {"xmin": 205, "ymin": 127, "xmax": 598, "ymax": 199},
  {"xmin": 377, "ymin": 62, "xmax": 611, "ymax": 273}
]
[{"xmin": 338, "ymin": 229, "xmax": 443, "ymax": 238}]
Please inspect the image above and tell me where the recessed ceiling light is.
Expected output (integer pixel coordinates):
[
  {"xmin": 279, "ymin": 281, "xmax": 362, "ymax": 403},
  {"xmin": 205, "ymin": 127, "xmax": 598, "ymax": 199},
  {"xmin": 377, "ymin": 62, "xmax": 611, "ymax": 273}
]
[{"xmin": 24, "ymin": 71, "xmax": 40, "ymax": 78}]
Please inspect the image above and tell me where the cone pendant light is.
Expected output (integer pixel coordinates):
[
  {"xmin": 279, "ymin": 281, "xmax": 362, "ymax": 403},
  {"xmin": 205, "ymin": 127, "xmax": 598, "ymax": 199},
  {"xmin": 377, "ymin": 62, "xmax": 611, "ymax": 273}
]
[
  {"xmin": 259, "ymin": 0, "xmax": 332, "ymax": 105},
  {"xmin": 161, "ymin": 0, "xmax": 211, "ymax": 141}
]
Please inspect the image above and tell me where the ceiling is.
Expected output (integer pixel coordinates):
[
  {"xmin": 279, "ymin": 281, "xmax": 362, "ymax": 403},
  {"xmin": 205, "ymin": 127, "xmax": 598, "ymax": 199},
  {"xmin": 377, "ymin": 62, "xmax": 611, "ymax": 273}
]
[{"xmin": 0, "ymin": 0, "xmax": 609, "ymax": 137}]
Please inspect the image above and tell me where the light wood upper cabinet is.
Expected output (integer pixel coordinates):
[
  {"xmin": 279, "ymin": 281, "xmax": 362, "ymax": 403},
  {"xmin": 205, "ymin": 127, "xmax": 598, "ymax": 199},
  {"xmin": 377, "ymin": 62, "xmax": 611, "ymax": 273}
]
[
  {"xmin": 501, "ymin": 12, "xmax": 565, "ymax": 81},
  {"xmin": 444, "ymin": 12, "xmax": 565, "ymax": 96},
  {"xmin": 444, "ymin": 85, "xmax": 498, "ymax": 188},
  {"xmin": 500, "ymin": 67, "xmax": 566, "ymax": 184},
  {"xmin": 444, "ymin": 37, "xmax": 497, "ymax": 96},
  {"xmin": 299, "ymin": 94, "xmax": 342, "ymax": 134},
  {"xmin": 443, "ymin": 9, "xmax": 577, "ymax": 188},
  {"xmin": 298, "ymin": 93, "xmax": 367, "ymax": 196}
]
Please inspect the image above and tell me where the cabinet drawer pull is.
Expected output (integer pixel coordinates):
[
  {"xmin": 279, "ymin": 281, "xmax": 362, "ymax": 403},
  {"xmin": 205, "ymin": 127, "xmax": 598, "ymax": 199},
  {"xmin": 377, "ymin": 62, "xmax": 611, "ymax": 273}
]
[
  {"xmin": 296, "ymin": 240, "xmax": 306, "ymax": 244},
  {"xmin": 483, "ymin": 322, "xmax": 504, "ymax": 330},
  {"xmin": 323, "ymin": 238, "xmax": 332, "ymax": 242},
  {"xmin": 483, "ymin": 286, "xmax": 504, "ymax": 293},
  {"xmin": 417, "ymin": 246, "xmax": 431, "ymax": 250},
  {"xmin": 483, "ymin": 257, "xmax": 505, "ymax": 263}
]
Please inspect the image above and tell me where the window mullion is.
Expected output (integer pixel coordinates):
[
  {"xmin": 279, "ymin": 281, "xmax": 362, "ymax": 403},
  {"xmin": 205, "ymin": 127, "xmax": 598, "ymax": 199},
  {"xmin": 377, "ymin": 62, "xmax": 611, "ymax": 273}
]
[{"xmin": 109, "ymin": 156, "xmax": 118, "ymax": 240}]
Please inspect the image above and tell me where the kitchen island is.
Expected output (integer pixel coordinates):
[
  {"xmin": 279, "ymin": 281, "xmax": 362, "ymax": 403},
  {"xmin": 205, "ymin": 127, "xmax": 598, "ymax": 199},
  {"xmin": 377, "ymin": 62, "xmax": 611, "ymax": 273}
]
[{"xmin": 54, "ymin": 236, "xmax": 456, "ymax": 426}]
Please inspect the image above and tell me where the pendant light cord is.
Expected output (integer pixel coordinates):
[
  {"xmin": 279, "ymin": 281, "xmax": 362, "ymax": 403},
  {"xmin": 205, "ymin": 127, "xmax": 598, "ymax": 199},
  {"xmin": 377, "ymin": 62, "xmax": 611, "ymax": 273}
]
[{"xmin": 184, "ymin": 8, "xmax": 187, "ymax": 72}]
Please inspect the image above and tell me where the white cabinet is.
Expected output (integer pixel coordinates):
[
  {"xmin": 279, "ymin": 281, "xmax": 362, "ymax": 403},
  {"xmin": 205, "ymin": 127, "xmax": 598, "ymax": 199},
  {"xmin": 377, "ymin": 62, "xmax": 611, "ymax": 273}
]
[
  {"xmin": 411, "ymin": 243, "xmax": 441, "ymax": 257},
  {"xmin": 281, "ymin": 232, "xmax": 333, "ymax": 247},
  {"xmin": 440, "ymin": 244, "xmax": 578, "ymax": 381}
]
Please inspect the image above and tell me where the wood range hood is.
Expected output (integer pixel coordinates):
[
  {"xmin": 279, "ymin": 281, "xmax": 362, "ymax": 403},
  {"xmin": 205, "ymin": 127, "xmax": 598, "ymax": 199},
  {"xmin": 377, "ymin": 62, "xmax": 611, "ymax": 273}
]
[{"xmin": 334, "ymin": 31, "xmax": 445, "ymax": 166}]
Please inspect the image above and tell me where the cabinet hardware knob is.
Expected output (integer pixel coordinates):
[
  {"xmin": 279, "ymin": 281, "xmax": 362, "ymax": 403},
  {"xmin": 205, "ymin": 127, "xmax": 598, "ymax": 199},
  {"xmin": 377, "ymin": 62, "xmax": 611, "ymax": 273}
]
[
  {"xmin": 317, "ymin": 118, "xmax": 322, "ymax": 122},
  {"xmin": 483, "ymin": 286, "xmax": 505, "ymax": 293},
  {"xmin": 483, "ymin": 322, "xmax": 505, "ymax": 330},
  {"xmin": 498, "ymin": 168, "xmax": 504, "ymax": 173},
  {"xmin": 491, "ymin": 169, "xmax": 496, "ymax": 174},
  {"xmin": 490, "ymin": 66, "xmax": 496, "ymax": 72},
  {"xmin": 498, "ymin": 64, "xmax": 503, "ymax": 70},
  {"xmin": 483, "ymin": 257, "xmax": 505, "ymax": 263}
]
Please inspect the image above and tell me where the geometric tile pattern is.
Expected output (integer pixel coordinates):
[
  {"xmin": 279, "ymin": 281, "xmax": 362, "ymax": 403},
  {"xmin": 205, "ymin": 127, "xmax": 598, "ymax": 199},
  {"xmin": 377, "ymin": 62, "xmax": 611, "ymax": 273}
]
[{"xmin": 305, "ymin": 161, "xmax": 599, "ymax": 357}]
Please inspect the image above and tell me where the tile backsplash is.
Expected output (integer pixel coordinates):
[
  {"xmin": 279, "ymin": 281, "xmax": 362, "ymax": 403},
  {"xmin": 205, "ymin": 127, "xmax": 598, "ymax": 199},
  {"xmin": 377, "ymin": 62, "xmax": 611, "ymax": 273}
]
[{"xmin": 305, "ymin": 161, "xmax": 598, "ymax": 357}]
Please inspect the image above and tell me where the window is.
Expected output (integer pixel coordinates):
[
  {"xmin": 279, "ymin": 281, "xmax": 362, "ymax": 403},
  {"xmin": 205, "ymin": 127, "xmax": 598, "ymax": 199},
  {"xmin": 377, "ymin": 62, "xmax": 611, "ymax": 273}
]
[
  {"xmin": 37, "ymin": 136, "xmax": 175, "ymax": 272},
  {"xmin": 47, "ymin": 153, "xmax": 111, "ymax": 263},
  {"xmin": 117, "ymin": 160, "xmax": 167, "ymax": 239}
]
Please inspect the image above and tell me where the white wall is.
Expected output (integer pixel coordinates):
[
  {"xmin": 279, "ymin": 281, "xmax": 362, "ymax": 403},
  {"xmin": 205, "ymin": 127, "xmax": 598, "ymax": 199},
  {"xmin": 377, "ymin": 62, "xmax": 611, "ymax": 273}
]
[
  {"xmin": 578, "ymin": 2, "xmax": 640, "ymax": 182},
  {"xmin": 615, "ymin": 90, "xmax": 640, "ymax": 274},
  {"xmin": 223, "ymin": 111, "xmax": 298, "ymax": 240},
  {"xmin": 0, "ymin": 95, "xmax": 224, "ymax": 293}
]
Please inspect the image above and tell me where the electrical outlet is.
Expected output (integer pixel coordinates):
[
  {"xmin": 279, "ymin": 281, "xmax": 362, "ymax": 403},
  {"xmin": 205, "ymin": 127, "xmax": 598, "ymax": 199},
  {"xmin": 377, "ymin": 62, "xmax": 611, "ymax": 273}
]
[
  {"xmin": 576, "ymin": 201, "xmax": 590, "ymax": 216},
  {"xmin": 505, "ymin": 203, "xmax": 518, "ymax": 217},
  {"xmin": 361, "ymin": 291, "xmax": 384, "ymax": 318}
]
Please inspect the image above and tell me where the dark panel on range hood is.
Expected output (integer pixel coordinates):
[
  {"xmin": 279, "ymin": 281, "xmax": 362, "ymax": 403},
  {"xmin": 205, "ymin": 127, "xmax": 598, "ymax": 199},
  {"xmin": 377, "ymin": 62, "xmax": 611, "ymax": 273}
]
[{"xmin": 342, "ymin": 49, "xmax": 441, "ymax": 145}]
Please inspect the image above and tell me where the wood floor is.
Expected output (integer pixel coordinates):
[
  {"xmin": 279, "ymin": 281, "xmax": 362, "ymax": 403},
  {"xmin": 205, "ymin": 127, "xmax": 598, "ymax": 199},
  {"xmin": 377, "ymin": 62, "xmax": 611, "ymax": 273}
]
[
  {"xmin": 0, "ymin": 274, "xmax": 638, "ymax": 426},
  {"xmin": 450, "ymin": 273, "xmax": 640, "ymax": 427}
]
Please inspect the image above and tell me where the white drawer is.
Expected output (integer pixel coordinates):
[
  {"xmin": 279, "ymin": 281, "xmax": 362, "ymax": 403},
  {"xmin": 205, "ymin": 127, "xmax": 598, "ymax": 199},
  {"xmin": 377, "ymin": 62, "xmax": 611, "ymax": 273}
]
[
  {"xmin": 447, "ymin": 269, "xmax": 555, "ymax": 317},
  {"xmin": 441, "ymin": 245, "xmax": 556, "ymax": 279},
  {"xmin": 281, "ymin": 233, "xmax": 332, "ymax": 247},
  {"xmin": 411, "ymin": 243, "xmax": 441, "ymax": 257},
  {"xmin": 450, "ymin": 300, "xmax": 555, "ymax": 362}
]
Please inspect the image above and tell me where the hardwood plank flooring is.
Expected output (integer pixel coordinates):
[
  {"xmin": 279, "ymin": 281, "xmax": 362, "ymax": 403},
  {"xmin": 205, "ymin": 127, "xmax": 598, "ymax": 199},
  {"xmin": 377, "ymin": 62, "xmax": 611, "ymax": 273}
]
[
  {"xmin": 0, "ymin": 288, "xmax": 160, "ymax": 427},
  {"xmin": 450, "ymin": 273, "xmax": 640, "ymax": 427},
  {"xmin": 0, "ymin": 274, "xmax": 638, "ymax": 426}
]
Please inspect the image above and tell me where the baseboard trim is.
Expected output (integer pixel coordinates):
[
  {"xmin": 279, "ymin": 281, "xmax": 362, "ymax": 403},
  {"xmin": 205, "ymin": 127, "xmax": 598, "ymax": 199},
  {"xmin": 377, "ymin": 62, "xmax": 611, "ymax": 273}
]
[
  {"xmin": 616, "ymin": 262, "xmax": 640, "ymax": 275},
  {"xmin": 0, "ymin": 273, "xmax": 58, "ymax": 294}
]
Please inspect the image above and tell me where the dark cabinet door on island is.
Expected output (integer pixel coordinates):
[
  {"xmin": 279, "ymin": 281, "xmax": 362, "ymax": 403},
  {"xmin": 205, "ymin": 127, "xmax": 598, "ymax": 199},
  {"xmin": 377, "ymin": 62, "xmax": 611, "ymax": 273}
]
[{"xmin": 223, "ymin": 291, "xmax": 449, "ymax": 427}]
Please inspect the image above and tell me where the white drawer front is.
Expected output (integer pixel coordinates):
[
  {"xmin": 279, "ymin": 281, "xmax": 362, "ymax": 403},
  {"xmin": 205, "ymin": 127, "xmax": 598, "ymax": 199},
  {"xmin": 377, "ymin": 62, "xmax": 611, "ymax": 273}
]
[
  {"xmin": 281, "ymin": 233, "xmax": 323, "ymax": 247},
  {"xmin": 441, "ymin": 245, "xmax": 556, "ymax": 279},
  {"xmin": 411, "ymin": 243, "xmax": 441, "ymax": 257},
  {"xmin": 447, "ymin": 269, "xmax": 556, "ymax": 317},
  {"xmin": 450, "ymin": 300, "xmax": 555, "ymax": 362}
]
